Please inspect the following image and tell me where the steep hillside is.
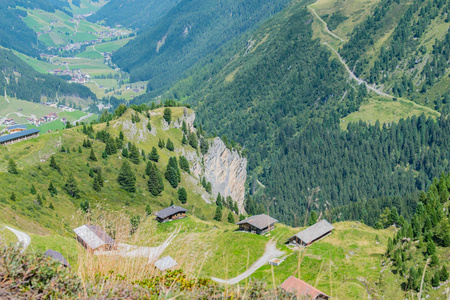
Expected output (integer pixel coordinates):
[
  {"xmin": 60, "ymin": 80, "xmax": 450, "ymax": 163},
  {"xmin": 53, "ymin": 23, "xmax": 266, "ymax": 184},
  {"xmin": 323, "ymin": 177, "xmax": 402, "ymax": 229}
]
[
  {"xmin": 0, "ymin": 0, "xmax": 71, "ymax": 56},
  {"xmin": 112, "ymin": 0, "xmax": 291, "ymax": 92},
  {"xmin": 88, "ymin": 0, "xmax": 182, "ymax": 30},
  {"xmin": 0, "ymin": 48, "xmax": 96, "ymax": 103}
]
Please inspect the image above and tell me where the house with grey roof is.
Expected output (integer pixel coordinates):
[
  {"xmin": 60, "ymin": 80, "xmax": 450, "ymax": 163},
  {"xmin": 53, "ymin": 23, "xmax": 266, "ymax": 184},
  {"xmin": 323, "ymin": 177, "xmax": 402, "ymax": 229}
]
[
  {"xmin": 73, "ymin": 225, "xmax": 116, "ymax": 251},
  {"xmin": 155, "ymin": 205, "xmax": 187, "ymax": 223},
  {"xmin": 236, "ymin": 214, "xmax": 278, "ymax": 235},
  {"xmin": 0, "ymin": 129, "xmax": 40, "ymax": 146},
  {"xmin": 287, "ymin": 220, "xmax": 334, "ymax": 247},
  {"xmin": 154, "ymin": 255, "xmax": 177, "ymax": 271},
  {"xmin": 44, "ymin": 249, "xmax": 70, "ymax": 267}
]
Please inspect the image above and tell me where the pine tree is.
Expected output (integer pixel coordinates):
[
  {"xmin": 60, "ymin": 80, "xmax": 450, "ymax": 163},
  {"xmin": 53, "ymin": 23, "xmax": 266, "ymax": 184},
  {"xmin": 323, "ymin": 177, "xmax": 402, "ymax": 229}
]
[
  {"xmin": 30, "ymin": 184, "xmax": 36, "ymax": 195},
  {"xmin": 432, "ymin": 271, "xmax": 440, "ymax": 287},
  {"xmin": 147, "ymin": 163, "xmax": 164, "ymax": 196},
  {"xmin": 427, "ymin": 239, "xmax": 436, "ymax": 255},
  {"xmin": 105, "ymin": 136, "xmax": 117, "ymax": 155},
  {"xmin": 36, "ymin": 194, "xmax": 43, "ymax": 206},
  {"xmin": 182, "ymin": 134, "xmax": 188, "ymax": 145},
  {"xmin": 389, "ymin": 207, "xmax": 399, "ymax": 226},
  {"xmin": 8, "ymin": 158, "xmax": 18, "ymax": 174},
  {"xmin": 49, "ymin": 155, "xmax": 61, "ymax": 172},
  {"xmin": 93, "ymin": 173, "xmax": 102, "ymax": 191},
  {"xmin": 147, "ymin": 123, "xmax": 152, "ymax": 131},
  {"xmin": 83, "ymin": 139, "xmax": 87, "ymax": 147},
  {"xmin": 60, "ymin": 145, "xmax": 66, "ymax": 152},
  {"xmin": 10, "ymin": 192, "xmax": 16, "ymax": 201},
  {"xmin": 179, "ymin": 156, "xmax": 190, "ymax": 173},
  {"xmin": 117, "ymin": 161, "xmax": 136, "ymax": 193},
  {"xmin": 205, "ymin": 182, "xmax": 212, "ymax": 193},
  {"xmin": 78, "ymin": 146, "xmax": 82, "ymax": 153},
  {"xmin": 64, "ymin": 173, "xmax": 80, "ymax": 198},
  {"xmin": 49, "ymin": 202, "xmax": 54, "ymax": 210},
  {"xmin": 188, "ymin": 132, "xmax": 198, "ymax": 149},
  {"xmin": 181, "ymin": 120, "xmax": 187, "ymax": 134},
  {"xmin": 80, "ymin": 200, "xmax": 89, "ymax": 213},
  {"xmin": 441, "ymin": 266, "xmax": 449, "ymax": 281},
  {"xmin": 89, "ymin": 148, "xmax": 97, "ymax": 161},
  {"xmin": 145, "ymin": 204, "xmax": 152, "ymax": 216},
  {"xmin": 430, "ymin": 254, "xmax": 439, "ymax": 267},
  {"xmin": 308, "ymin": 211, "xmax": 318, "ymax": 226},
  {"xmin": 48, "ymin": 181, "xmax": 57, "ymax": 195},
  {"xmin": 129, "ymin": 144, "xmax": 140, "ymax": 164},
  {"xmin": 119, "ymin": 131, "xmax": 124, "ymax": 141},
  {"xmin": 122, "ymin": 147, "xmax": 129, "ymax": 158},
  {"xmin": 200, "ymin": 139, "xmax": 209, "ymax": 155},
  {"xmin": 216, "ymin": 193, "xmax": 223, "ymax": 208},
  {"xmin": 163, "ymin": 108, "xmax": 172, "ymax": 123},
  {"xmin": 214, "ymin": 206, "xmax": 222, "ymax": 221},
  {"xmin": 89, "ymin": 168, "xmax": 95, "ymax": 178},
  {"xmin": 166, "ymin": 138, "xmax": 174, "ymax": 151},
  {"xmin": 165, "ymin": 167, "xmax": 179, "ymax": 188},
  {"xmin": 178, "ymin": 187, "xmax": 187, "ymax": 204},
  {"xmin": 227, "ymin": 211, "xmax": 234, "ymax": 223},
  {"xmin": 443, "ymin": 233, "xmax": 450, "ymax": 247},
  {"xmin": 158, "ymin": 138, "xmax": 165, "ymax": 148},
  {"xmin": 149, "ymin": 147, "xmax": 159, "ymax": 162}
]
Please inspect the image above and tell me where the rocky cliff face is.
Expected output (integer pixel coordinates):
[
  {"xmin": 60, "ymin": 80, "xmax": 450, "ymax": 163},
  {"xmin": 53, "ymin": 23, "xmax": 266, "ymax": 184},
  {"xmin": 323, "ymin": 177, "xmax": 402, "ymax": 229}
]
[{"xmin": 202, "ymin": 137, "xmax": 247, "ymax": 213}]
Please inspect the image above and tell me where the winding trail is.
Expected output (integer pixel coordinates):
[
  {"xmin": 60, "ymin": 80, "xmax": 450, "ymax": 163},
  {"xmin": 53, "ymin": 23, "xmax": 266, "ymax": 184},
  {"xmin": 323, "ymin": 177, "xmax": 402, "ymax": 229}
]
[
  {"xmin": 95, "ymin": 227, "xmax": 180, "ymax": 263},
  {"xmin": 308, "ymin": 7, "xmax": 344, "ymax": 42},
  {"xmin": 73, "ymin": 113, "xmax": 94, "ymax": 124},
  {"xmin": 4, "ymin": 226, "xmax": 31, "ymax": 252},
  {"xmin": 211, "ymin": 240, "xmax": 284, "ymax": 285}
]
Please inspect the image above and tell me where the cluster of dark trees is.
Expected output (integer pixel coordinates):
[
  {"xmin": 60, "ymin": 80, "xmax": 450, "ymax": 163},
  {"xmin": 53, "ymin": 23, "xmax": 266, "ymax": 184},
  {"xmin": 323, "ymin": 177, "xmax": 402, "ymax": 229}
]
[
  {"xmin": 0, "ymin": 49, "xmax": 96, "ymax": 102},
  {"xmin": 0, "ymin": 0, "xmax": 71, "ymax": 56},
  {"xmin": 262, "ymin": 112, "xmax": 450, "ymax": 225},
  {"xmin": 386, "ymin": 172, "xmax": 450, "ymax": 291},
  {"xmin": 112, "ymin": 0, "xmax": 291, "ymax": 94}
]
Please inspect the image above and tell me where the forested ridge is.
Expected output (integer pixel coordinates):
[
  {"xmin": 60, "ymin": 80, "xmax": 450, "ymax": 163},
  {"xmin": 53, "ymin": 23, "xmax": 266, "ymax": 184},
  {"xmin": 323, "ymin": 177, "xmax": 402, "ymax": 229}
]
[
  {"xmin": 0, "ymin": 0, "xmax": 70, "ymax": 56},
  {"xmin": 340, "ymin": 0, "xmax": 449, "ymax": 105},
  {"xmin": 0, "ymin": 49, "xmax": 96, "ymax": 102},
  {"xmin": 88, "ymin": 0, "xmax": 181, "ymax": 30},
  {"xmin": 112, "ymin": 0, "xmax": 291, "ymax": 93}
]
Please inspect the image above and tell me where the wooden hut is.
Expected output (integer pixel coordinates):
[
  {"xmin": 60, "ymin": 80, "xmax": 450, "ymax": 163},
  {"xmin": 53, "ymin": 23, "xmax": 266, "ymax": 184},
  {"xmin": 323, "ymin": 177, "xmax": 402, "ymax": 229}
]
[
  {"xmin": 73, "ymin": 225, "xmax": 116, "ymax": 251},
  {"xmin": 236, "ymin": 214, "xmax": 278, "ymax": 235},
  {"xmin": 155, "ymin": 206, "xmax": 187, "ymax": 223},
  {"xmin": 287, "ymin": 220, "xmax": 334, "ymax": 247},
  {"xmin": 280, "ymin": 276, "xmax": 330, "ymax": 299}
]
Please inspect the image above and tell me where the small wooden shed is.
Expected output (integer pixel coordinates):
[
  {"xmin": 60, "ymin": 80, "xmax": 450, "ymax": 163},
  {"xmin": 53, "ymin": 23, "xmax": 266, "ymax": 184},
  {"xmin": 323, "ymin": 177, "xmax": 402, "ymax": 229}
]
[
  {"xmin": 155, "ymin": 205, "xmax": 187, "ymax": 223},
  {"xmin": 73, "ymin": 224, "xmax": 116, "ymax": 251},
  {"xmin": 287, "ymin": 220, "xmax": 334, "ymax": 247},
  {"xmin": 236, "ymin": 214, "xmax": 278, "ymax": 235},
  {"xmin": 280, "ymin": 276, "xmax": 330, "ymax": 299}
]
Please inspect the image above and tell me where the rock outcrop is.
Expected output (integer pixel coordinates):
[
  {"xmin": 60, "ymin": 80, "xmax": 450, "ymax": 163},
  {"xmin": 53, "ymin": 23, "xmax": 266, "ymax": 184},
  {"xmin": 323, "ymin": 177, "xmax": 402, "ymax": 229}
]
[{"xmin": 202, "ymin": 137, "xmax": 247, "ymax": 213}]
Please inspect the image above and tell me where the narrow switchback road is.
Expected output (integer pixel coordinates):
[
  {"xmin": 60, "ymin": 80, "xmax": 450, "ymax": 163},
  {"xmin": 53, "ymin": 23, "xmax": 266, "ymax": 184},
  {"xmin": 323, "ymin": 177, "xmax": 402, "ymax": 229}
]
[
  {"xmin": 4, "ymin": 226, "xmax": 31, "ymax": 252},
  {"xmin": 211, "ymin": 240, "xmax": 285, "ymax": 285}
]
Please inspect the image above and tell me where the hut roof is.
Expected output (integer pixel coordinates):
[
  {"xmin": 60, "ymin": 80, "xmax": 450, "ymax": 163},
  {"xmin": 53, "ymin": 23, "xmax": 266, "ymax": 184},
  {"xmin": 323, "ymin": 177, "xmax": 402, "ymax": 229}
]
[
  {"xmin": 280, "ymin": 276, "xmax": 330, "ymax": 299},
  {"xmin": 155, "ymin": 206, "xmax": 187, "ymax": 219},
  {"xmin": 73, "ymin": 225, "xmax": 115, "ymax": 250},
  {"xmin": 290, "ymin": 220, "xmax": 334, "ymax": 244},
  {"xmin": 154, "ymin": 255, "xmax": 177, "ymax": 271},
  {"xmin": 7, "ymin": 125, "xmax": 27, "ymax": 130},
  {"xmin": 44, "ymin": 249, "xmax": 70, "ymax": 267},
  {"xmin": 0, "ymin": 129, "xmax": 40, "ymax": 143},
  {"xmin": 236, "ymin": 214, "xmax": 278, "ymax": 230}
]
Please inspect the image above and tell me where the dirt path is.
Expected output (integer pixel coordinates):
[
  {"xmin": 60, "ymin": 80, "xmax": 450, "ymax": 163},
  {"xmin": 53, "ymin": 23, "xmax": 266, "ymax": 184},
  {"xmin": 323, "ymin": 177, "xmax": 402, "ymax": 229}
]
[
  {"xmin": 308, "ymin": 7, "xmax": 344, "ymax": 42},
  {"xmin": 4, "ymin": 226, "xmax": 31, "ymax": 252},
  {"xmin": 211, "ymin": 240, "xmax": 284, "ymax": 285},
  {"xmin": 95, "ymin": 227, "xmax": 180, "ymax": 262},
  {"xmin": 74, "ymin": 113, "xmax": 94, "ymax": 124}
]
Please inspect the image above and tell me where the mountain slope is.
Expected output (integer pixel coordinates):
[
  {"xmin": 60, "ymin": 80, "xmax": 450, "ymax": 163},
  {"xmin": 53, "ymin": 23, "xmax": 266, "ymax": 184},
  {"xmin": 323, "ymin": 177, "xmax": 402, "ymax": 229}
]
[
  {"xmin": 87, "ymin": 0, "xmax": 182, "ymax": 30},
  {"xmin": 0, "ymin": 48, "xmax": 96, "ymax": 103},
  {"xmin": 112, "ymin": 0, "xmax": 291, "ymax": 92}
]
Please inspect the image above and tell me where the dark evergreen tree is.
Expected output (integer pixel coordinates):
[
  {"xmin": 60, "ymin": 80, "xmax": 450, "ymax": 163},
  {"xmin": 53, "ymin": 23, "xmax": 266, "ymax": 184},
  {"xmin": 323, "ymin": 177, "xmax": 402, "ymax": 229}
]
[
  {"xmin": 49, "ymin": 155, "xmax": 60, "ymax": 172},
  {"xmin": 427, "ymin": 240, "xmax": 436, "ymax": 256},
  {"xmin": 214, "ymin": 206, "xmax": 222, "ymax": 221},
  {"xmin": 117, "ymin": 161, "xmax": 136, "ymax": 193},
  {"xmin": 36, "ymin": 194, "xmax": 43, "ymax": 206},
  {"xmin": 8, "ymin": 158, "xmax": 18, "ymax": 174},
  {"xmin": 80, "ymin": 200, "xmax": 90, "ymax": 213},
  {"xmin": 78, "ymin": 146, "xmax": 82, "ymax": 153},
  {"xmin": 105, "ymin": 136, "xmax": 117, "ymax": 155},
  {"xmin": 89, "ymin": 148, "xmax": 97, "ymax": 161},
  {"xmin": 179, "ymin": 156, "xmax": 190, "ymax": 173},
  {"xmin": 163, "ymin": 108, "xmax": 172, "ymax": 123},
  {"xmin": 188, "ymin": 132, "xmax": 198, "ymax": 149},
  {"xmin": 182, "ymin": 134, "xmax": 188, "ymax": 145},
  {"xmin": 48, "ymin": 181, "xmax": 57, "ymax": 195},
  {"xmin": 441, "ymin": 266, "xmax": 449, "ymax": 281},
  {"xmin": 166, "ymin": 138, "xmax": 174, "ymax": 151},
  {"xmin": 147, "ymin": 162, "xmax": 164, "ymax": 196},
  {"xmin": 129, "ymin": 144, "xmax": 140, "ymax": 164},
  {"xmin": 93, "ymin": 173, "xmax": 102, "ymax": 192},
  {"xmin": 200, "ymin": 138, "xmax": 209, "ymax": 155},
  {"xmin": 432, "ymin": 271, "xmax": 440, "ymax": 287},
  {"xmin": 158, "ymin": 138, "xmax": 165, "ymax": 148},
  {"xmin": 10, "ymin": 192, "xmax": 16, "ymax": 201},
  {"xmin": 122, "ymin": 147, "xmax": 129, "ymax": 158},
  {"xmin": 145, "ymin": 204, "xmax": 152, "ymax": 216},
  {"xmin": 227, "ymin": 211, "xmax": 235, "ymax": 223},
  {"xmin": 64, "ymin": 173, "xmax": 80, "ymax": 198},
  {"xmin": 30, "ymin": 184, "xmax": 36, "ymax": 195},
  {"xmin": 216, "ymin": 193, "xmax": 223, "ymax": 208},
  {"xmin": 149, "ymin": 147, "xmax": 159, "ymax": 162},
  {"xmin": 178, "ymin": 187, "xmax": 187, "ymax": 204}
]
